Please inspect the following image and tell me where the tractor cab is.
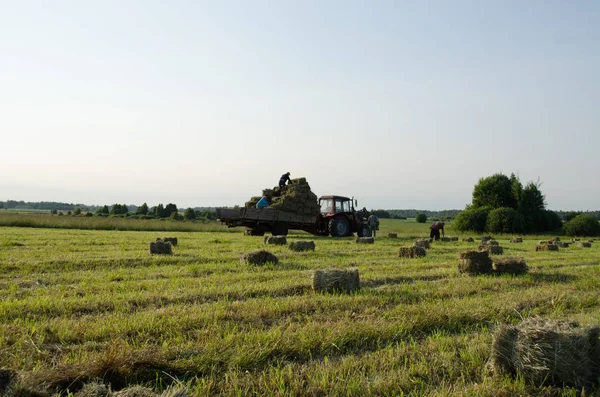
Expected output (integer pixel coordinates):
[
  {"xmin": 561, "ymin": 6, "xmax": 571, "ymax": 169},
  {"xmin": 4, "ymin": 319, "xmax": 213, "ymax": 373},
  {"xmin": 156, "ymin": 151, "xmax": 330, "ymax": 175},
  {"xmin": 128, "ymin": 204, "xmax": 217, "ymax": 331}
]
[{"xmin": 317, "ymin": 195, "xmax": 371, "ymax": 237}]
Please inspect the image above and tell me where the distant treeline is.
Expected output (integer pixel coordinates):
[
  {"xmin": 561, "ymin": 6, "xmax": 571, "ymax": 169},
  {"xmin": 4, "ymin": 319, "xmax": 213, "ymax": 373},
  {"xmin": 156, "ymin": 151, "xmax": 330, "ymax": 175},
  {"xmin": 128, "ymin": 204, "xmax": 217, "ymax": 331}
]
[{"xmin": 369, "ymin": 209, "xmax": 462, "ymax": 220}]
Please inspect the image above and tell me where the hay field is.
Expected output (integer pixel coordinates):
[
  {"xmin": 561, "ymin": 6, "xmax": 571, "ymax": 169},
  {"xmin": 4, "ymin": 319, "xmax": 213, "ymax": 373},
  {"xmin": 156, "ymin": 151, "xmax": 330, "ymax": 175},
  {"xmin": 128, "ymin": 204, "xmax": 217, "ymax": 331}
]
[{"xmin": 1, "ymin": 219, "xmax": 600, "ymax": 396}]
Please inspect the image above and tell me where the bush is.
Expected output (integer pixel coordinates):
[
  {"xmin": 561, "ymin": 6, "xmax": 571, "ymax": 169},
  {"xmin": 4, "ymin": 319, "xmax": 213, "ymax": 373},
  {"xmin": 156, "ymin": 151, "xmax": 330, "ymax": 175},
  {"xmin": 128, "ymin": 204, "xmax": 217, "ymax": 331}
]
[
  {"xmin": 416, "ymin": 213, "xmax": 427, "ymax": 223},
  {"xmin": 563, "ymin": 214, "xmax": 600, "ymax": 236},
  {"xmin": 486, "ymin": 207, "xmax": 521, "ymax": 234},
  {"xmin": 453, "ymin": 206, "xmax": 491, "ymax": 232}
]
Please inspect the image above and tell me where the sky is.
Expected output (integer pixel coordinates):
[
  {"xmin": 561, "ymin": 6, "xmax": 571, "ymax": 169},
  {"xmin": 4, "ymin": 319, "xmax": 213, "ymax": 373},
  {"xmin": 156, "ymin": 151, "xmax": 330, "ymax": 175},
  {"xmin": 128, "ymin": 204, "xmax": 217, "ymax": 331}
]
[{"xmin": 1, "ymin": 1, "xmax": 599, "ymax": 210}]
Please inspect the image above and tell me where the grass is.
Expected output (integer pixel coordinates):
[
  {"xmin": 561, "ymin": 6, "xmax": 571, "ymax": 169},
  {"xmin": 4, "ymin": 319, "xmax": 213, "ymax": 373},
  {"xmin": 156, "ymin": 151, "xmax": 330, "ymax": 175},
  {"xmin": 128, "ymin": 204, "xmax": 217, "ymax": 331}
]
[{"xmin": 1, "ymin": 218, "xmax": 599, "ymax": 396}]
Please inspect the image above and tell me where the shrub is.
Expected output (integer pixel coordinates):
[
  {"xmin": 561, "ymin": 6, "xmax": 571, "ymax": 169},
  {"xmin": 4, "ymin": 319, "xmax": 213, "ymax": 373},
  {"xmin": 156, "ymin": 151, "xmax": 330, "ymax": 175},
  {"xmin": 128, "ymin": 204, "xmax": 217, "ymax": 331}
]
[
  {"xmin": 486, "ymin": 207, "xmax": 521, "ymax": 234},
  {"xmin": 416, "ymin": 213, "xmax": 427, "ymax": 223},
  {"xmin": 453, "ymin": 206, "xmax": 491, "ymax": 232},
  {"xmin": 563, "ymin": 214, "xmax": 600, "ymax": 237}
]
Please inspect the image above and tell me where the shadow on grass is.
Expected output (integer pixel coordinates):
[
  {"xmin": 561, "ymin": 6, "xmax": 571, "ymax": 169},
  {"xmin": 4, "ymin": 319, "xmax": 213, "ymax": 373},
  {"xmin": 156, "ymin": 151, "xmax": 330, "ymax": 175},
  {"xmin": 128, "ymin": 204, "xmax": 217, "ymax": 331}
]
[{"xmin": 528, "ymin": 272, "xmax": 578, "ymax": 283}]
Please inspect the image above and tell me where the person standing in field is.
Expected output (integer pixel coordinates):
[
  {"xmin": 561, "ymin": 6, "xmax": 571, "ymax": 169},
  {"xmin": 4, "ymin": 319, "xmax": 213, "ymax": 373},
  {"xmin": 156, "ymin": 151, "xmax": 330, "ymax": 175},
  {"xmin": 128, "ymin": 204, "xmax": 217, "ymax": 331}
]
[
  {"xmin": 368, "ymin": 214, "xmax": 379, "ymax": 237},
  {"xmin": 279, "ymin": 172, "xmax": 291, "ymax": 188},
  {"xmin": 429, "ymin": 221, "xmax": 445, "ymax": 240}
]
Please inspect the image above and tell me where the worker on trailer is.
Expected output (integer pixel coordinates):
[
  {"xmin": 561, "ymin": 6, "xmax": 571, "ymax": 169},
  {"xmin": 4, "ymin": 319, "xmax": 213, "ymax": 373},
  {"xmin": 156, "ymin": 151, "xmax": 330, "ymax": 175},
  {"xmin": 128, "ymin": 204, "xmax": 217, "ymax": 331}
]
[
  {"xmin": 429, "ymin": 221, "xmax": 445, "ymax": 240},
  {"xmin": 279, "ymin": 172, "xmax": 291, "ymax": 188}
]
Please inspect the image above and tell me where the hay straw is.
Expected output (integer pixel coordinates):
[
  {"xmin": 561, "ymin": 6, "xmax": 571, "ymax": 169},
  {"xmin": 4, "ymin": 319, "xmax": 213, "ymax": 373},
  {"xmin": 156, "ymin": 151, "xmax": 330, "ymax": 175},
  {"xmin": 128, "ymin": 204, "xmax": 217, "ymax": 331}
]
[
  {"xmin": 414, "ymin": 239, "xmax": 431, "ymax": 249},
  {"xmin": 492, "ymin": 256, "xmax": 528, "ymax": 275},
  {"xmin": 536, "ymin": 244, "xmax": 559, "ymax": 251},
  {"xmin": 510, "ymin": 238, "xmax": 523, "ymax": 243},
  {"xmin": 312, "ymin": 268, "xmax": 360, "ymax": 293},
  {"xmin": 398, "ymin": 246, "xmax": 426, "ymax": 258},
  {"xmin": 157, "ymin": 237, "xmax": 178, "ymax": 246},
  {"xmin": 264, "ymin": 235, "xmax": 287, "ymax": 245},
  {"xmin": 356, "ymin": 237, "xmax": 374, "ymax": 244},
  {"xmin": 481, "ymin": 239, "xmax": 499, "ymax": 246},
  {"xmin": 240, "ymin": 250, "xmax": 279, "ymax": 266},
  {"xmin": 458, "ymin": 250, "xmax": 493, "ymax": 275},
  {"xmin": 462, "ymin": 237, "xmax": 474, "ymax": 242},
  {"xmin": 556, "ymin": 242, "xmax": 569, "ymax": 248},
  {"xmin": 577, "ymin": 242, "xmax": 592, "ymax": 248},
  {"xmin": 114, "ymin": 386, "xmax": 158, "ymax": 397},
  {"xmin": 149, "ymin": 241, "xmax": 172, "ymax": 255},
  {"xmin": 387, "ymin": 233, "xmax": 398, "ymax": 238},
  {"xmin": 289, "ymin": 241, "xmax": 315, "ymax": 252},
  {"xmin": 76, "ymin": 382, "xmax": 111, "ymax": 397},
  {"xmin": 488, "ymin": 317, "xmax": 600, "ymax": 387},
  {"xmin": 479, "ymin": 245, "xmax": 504, "ymax": 255}
]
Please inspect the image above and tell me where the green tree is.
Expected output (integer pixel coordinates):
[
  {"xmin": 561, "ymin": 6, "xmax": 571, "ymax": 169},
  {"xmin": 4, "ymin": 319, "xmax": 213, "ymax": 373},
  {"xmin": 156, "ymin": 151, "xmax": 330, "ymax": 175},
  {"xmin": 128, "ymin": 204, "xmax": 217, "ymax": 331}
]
[
  {"xmin": 563, "ymin": 214, "xmax": 600, "ymax": 236},
  {"xmin": 472, "ymin": 173, "xmax": 518, "ymax": 210},
  {"xmin": 73, "ymin": 208, "xmax": 82, "ymax": 216},
  {"xmin": 453, "ymin": 206, "xmax": 491, "ymax": 233},
  {"xmin": 164, "ymin": 203, "xmax": 178, "ymax": 218},
  {"xmin": 486, "ymin": 207, "xmax": 522, "ymax": 234},
  {"xmin": 183, "ymin": 208, "xmax": 196, "ymax": 220},
  {"xmin": 415, "ymin": 213, "xmax": 427, "ymax": 223},
  {"xmin": 136, "ymin": 202, "xmax": 149, "ymax": 215},
  {"xmin": 170, "ymin": 211, "xmax": 184, "ymax": 221}
]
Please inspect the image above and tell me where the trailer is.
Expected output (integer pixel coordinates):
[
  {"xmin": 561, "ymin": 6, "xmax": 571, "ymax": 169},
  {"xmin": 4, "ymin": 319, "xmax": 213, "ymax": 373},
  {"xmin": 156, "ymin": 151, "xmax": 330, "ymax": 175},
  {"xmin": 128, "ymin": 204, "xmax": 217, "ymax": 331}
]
[{"xmin": 216, "ymin": 195, "xmax": 372, "ymax": 237}]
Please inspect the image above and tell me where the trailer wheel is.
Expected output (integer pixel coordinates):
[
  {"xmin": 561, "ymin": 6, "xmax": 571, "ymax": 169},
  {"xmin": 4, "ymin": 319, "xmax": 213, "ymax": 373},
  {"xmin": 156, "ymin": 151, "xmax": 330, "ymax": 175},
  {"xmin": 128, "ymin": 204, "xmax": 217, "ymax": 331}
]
[
  {"xmin": 329, "ymin": 216, "xmax": 350, "ymax": 237},
  {"xmin": 357, "ymin": 224, "xmax": 372, "ymax": 237}
]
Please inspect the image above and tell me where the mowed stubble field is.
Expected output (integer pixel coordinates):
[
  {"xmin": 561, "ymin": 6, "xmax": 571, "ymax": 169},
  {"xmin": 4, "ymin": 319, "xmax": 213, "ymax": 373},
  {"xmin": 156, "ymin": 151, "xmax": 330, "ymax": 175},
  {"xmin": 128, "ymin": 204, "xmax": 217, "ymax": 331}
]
[{"xmin": 1, "ymin": 219, "xmax": 600, "ymax": 396}]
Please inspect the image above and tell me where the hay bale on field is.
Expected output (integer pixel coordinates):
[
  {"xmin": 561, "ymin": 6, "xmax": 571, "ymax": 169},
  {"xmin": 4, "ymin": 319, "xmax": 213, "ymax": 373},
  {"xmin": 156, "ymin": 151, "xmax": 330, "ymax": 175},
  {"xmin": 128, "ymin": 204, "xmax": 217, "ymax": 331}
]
[
  {"xmin": 440, "ymin": 237, "xmax": 452, "ymax": 242},
  {"xmin": 387, "ymin": 233, "xmax": 398, "ymax": 238},
  {"xmin": 458, "ymin": 250, "xmax": 493, "ymax": 275},
  {"xmin": 450, "ymin": 236, "xmax": 459, "ymax": 241},
  {"xmin": 510, "ymin": 237, "xmax": 523, "ymax": 243},
  {"xmin": 149, "ymin": 240, "xmax": 172, "ymax": 255},
  {"xmin": 536, "ymin": 244, "xmax": 559, "ymax": 251},
  {"xmin": 356, "ymin": 237, "xmax": 374, "ymax": 244},
  {"xmin": 588, "ymin": 239, "xmax": 595, "ymax": 243},
  {"xmin": 114, "ymin": 386, "xmax": 157, "ymax": 397},
  {"xmin": 492, "ymin": 256, "xmax": 528, "ymax": 275},
  {"xmin": 577, "ymin": 242, "xmax": 592, "ymax": 248},
  {"xmin": 240, "ymin": 250, "xmax": 279, "ymax": 266},
  {"xmin": 488, "ymin": 317, "xmax": 600, "ymax": 387},
  {"xmin": 414, "ymin": 239, "xmax": 431, "ymax": 249},
  {"xmin": 481, "ymin": 235, "xmax": 493, "ymax": 243},
  {"xmin": 76, "ymin": 382, "xmax": 111, "ymax": 397},
  {"xmin": 312, "ymin": 268, "xmax": 360, "ymax": 293},
  {"xmin": 157, "ymin": 237, "xmax": 177, "ymax": 246},
  {"xmin": 556, "ymin": 242, "xmax": 569, "ymax": 248},
  {"xmin": 264, "ymin": 235, "xmax": 287, "ymax": 245},
  {"xmin": 479, "ymin": 245, "xmax": 504, "ymax": 255},
  {"xmin": 481, "ymin": 239, "xmax": 499, "ymax": 246},
  {"xmin": 462, "ymin": 237, "xmax": 474, "ymax": 242},
  {"xmin": 289, "ymin": 240, "xmax": 315, "ymax": 252},
  {"xmin": 398, "ymin": 246, "xmax": 426, "ymax": 258},
  {"xmin": 551, "ymin": 237, "xmax": 561, "ymax": 242}
]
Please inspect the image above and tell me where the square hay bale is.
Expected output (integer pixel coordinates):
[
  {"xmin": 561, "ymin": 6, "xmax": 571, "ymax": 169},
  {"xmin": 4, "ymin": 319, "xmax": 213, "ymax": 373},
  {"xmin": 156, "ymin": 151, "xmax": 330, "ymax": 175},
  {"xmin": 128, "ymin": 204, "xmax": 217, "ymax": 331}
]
[
  {"xmin": 398, "ymin": 246, "xmax": 426, "ymax": 258},
  {"xmin": 458, "ymin": 250, "xmax": 493, "ymax": 275},
  {"xmin": 492, "ymin": 256, "xmax": 528, "ymax": 275},
  {"xmin": 462, "ymin": 237, "xmax": 475, "ymax": 242},
  {"xmin": 556, "ymin": 242, "xmax": 569, "ymax": 248},
  {"xmin": 588, "ymin": 239, "xmax": 595, "ymax": 243},
  {"xmin": 440, "ymin": 237, "xmax": 452, "ymax": 242},
  {"xmin": 488, "ymin": 317, "xmax": 600, "ymax": 387},
  {"xmin": 577, "ymin": 242, "xmax": 592, "ymax": 248},
  {"xmin": 450, "ymin": 236, "xmax": 459, "ymax": 241},
  {"xmin": 312, "ymin": 268, "xmax": 360, "ymax": 293},
  {"xmin": 551, "ymin": 237, "xmax": 561, "ymax": 242},
  {"xmin": 481, "ymin": 235, "xmax": 493, "ymax": 243},
  {"xmin": 414, "ymin": 239, "xmax": 431, "ymax": 249},
  {"xmin": 387, "ymin": 233, "xmax": 398, "ymax": 238},
  {"xmin": 481, "ymin": 239, "xmax": 499, "ymax": 246},
  {"xmin": 356, "ymin": 237, "xmax": 374, "ymax": 244},
  {"xmin": 150, "ymin": 240, "xmax": 172, "ymax": 255},
  {"xmin": 479, "ymin": 245, "xmax": 504, "ymax": 255},
  {"xmin": 157, "ymin": 237, "xmax": 178, "ymax": 246},
  {"xmin": 510, "ymin": 237, "xmax": 523, "ymax": 243},
  {"xmin": 289, "ymin": 241, "xmax": 316, "ymax": 252},
  {"xmin": 264, "ymin": 235, "xmax": 287, "ymax": 245},
  {"xmin": 240, "ymin": 250, "xmax": 279, "ymax": 266},
  {"xmin": 536, "ymin": 244, "xmax": 559, "ymax": 251}
]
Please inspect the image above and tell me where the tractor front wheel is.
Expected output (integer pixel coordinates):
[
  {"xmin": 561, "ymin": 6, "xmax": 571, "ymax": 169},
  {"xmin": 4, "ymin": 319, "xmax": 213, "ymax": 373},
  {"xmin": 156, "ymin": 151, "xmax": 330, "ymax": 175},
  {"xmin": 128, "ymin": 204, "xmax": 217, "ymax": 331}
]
[
  {"xmin": 329, "ymin": 216, "xmax": 350, "ymax": 237},
  {"xmin": 357, "ymin": 224, "xmax": 372, "ymax": 237}
]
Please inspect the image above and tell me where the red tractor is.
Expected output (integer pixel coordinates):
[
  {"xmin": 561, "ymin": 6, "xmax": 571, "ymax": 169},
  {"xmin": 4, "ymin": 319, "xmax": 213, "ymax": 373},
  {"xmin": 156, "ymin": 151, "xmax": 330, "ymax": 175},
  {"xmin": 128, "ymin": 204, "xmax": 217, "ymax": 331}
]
[{"xmin": 316, "ymin": 195, "xmax": 372, "ymax": 237}]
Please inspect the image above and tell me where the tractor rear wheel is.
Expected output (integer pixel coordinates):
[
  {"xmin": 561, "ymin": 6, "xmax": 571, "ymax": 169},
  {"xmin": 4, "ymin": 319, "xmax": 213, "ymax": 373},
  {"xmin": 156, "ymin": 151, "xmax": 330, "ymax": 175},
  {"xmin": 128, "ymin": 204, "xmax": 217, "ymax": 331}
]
[
  {"xmin": 329, "ymin": 216, "xmax": 350, "ymax": 237},
  {"xmin": 357, "ymin": 224, "xmax": 372, "ymax": 237}
]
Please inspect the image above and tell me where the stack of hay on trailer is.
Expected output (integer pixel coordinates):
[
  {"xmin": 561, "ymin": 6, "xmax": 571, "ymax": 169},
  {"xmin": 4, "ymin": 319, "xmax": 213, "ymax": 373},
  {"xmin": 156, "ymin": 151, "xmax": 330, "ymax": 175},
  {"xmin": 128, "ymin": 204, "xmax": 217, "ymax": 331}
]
[{"xmin": 245, "ymin": 178, "xmax": 321, "ymax": 216}]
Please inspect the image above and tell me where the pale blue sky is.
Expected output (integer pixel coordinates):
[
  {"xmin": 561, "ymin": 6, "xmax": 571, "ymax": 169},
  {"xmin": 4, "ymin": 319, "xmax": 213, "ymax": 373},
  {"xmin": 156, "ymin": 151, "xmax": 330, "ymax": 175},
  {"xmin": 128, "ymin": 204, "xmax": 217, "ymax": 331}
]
[{"xmin": 1, "ymin": 1, "xmax": 598, "ymax": 210}]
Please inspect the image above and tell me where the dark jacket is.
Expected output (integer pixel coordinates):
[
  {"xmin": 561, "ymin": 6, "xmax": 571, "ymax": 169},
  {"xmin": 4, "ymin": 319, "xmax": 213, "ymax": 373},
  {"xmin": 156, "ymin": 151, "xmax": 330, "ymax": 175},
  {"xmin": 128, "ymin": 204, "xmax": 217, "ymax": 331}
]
[{"xmin": 279, "ymin": 173, "xmax": 291, "ymax": 187}]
